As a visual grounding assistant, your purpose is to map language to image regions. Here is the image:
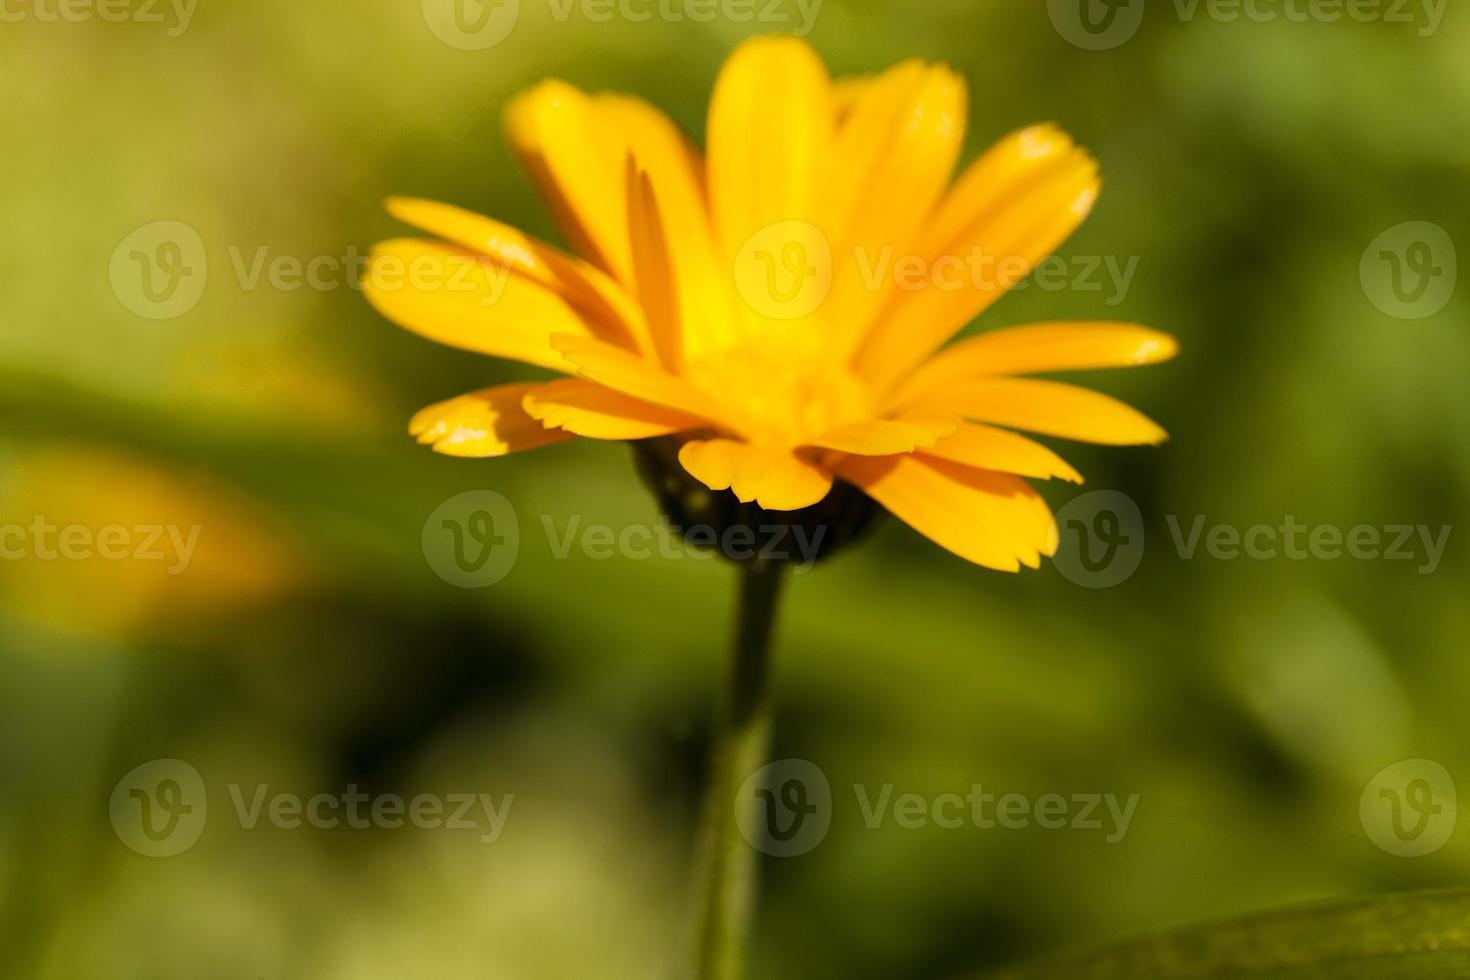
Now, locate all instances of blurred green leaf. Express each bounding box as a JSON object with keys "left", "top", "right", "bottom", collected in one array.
[{"left": 987, "top": 889, "right": 1470, "bottom": 979}]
